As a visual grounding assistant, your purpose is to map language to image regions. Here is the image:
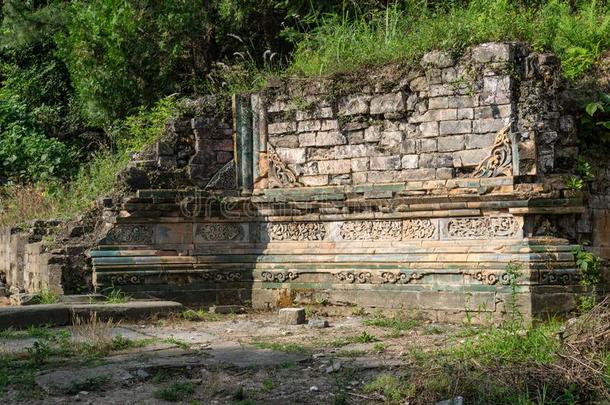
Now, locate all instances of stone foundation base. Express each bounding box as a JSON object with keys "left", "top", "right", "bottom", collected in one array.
[{"left": 91, "top": 216, "right": 584, "bottom": 322}]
